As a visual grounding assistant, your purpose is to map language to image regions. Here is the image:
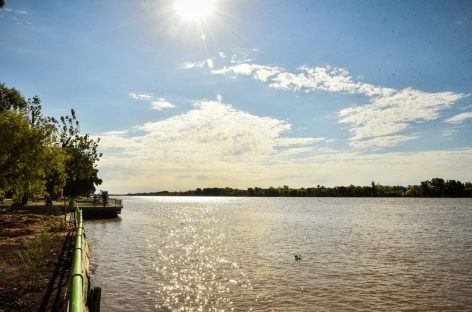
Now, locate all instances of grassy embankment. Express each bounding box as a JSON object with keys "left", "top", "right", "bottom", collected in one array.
[{"left": 0, "top": 201, "right": 74, "bottom": 311}]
